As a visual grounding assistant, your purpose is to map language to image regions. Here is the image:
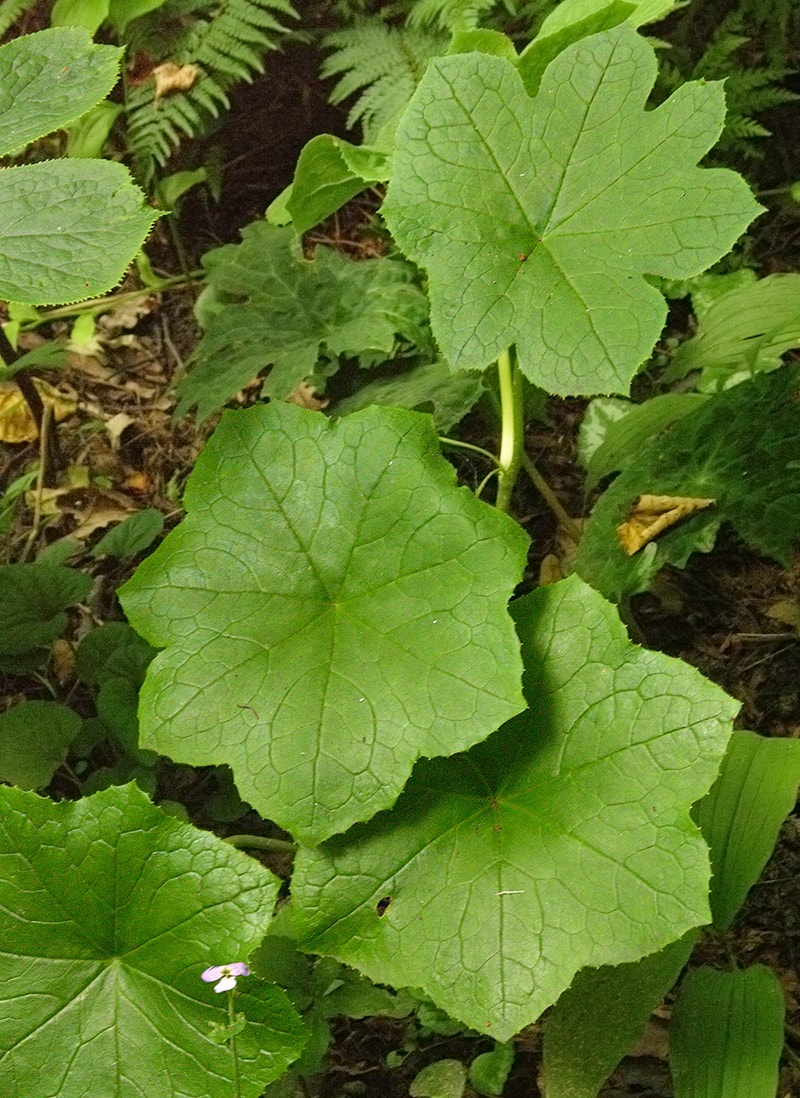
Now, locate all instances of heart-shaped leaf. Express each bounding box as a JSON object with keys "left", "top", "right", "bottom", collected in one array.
[{"left": 121, "top": 403, "right": 528, "bottom": 843}]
